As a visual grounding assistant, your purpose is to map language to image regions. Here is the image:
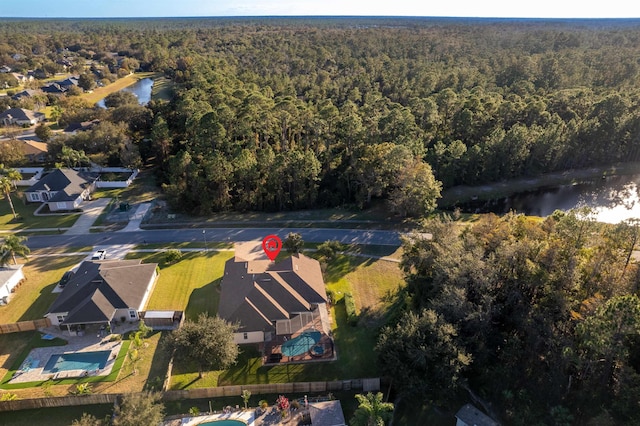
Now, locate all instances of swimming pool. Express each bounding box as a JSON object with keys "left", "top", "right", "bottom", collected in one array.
[
  {"left": 43, "top": 350, "right": 111, "bottom": 373},
  {"left": 197, "top": 420, "right": 246, "bottom": 426},
  {"left": 281, "top": 330, "right": 321, "bottom": 357}
]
